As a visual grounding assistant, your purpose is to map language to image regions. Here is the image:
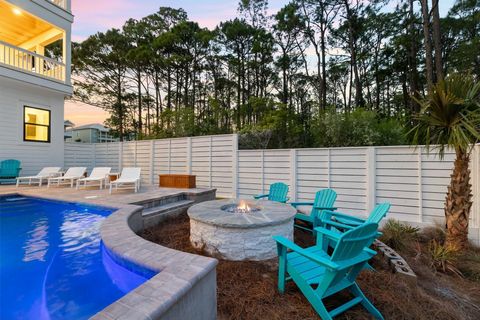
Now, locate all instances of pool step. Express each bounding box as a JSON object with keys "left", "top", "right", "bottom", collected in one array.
[{"left": 142, "top": 199, "right": 194, "bottom": 228}]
